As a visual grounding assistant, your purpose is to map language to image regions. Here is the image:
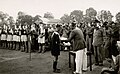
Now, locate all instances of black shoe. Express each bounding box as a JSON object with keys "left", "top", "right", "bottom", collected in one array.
[
  {"left": 21, "top": 50, "right": 25, "bottom": 52},
  {"left": 38, "top": 51, "right": 42, "bottom": 53},
  {"left": 82, "top": 69, "right": 87, "bottom": 72},
  {"left": 53, "top": 69, "right": 61, "bottom": 73},
  {"left": 73, "top": 71, "right": 80, "bottom": 74},
  {"left": 99, "top": 63, "right": 103, "bottom": 66}
]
